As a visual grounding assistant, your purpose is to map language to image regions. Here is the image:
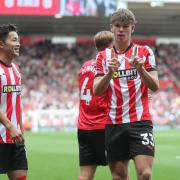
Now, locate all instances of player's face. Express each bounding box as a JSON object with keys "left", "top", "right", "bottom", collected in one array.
[
  {"left": 110, "top": 21, "right": 135, "bottom": 43},
  {"left": 2, "top": 31, "right": 20, "bottom": 58}
]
